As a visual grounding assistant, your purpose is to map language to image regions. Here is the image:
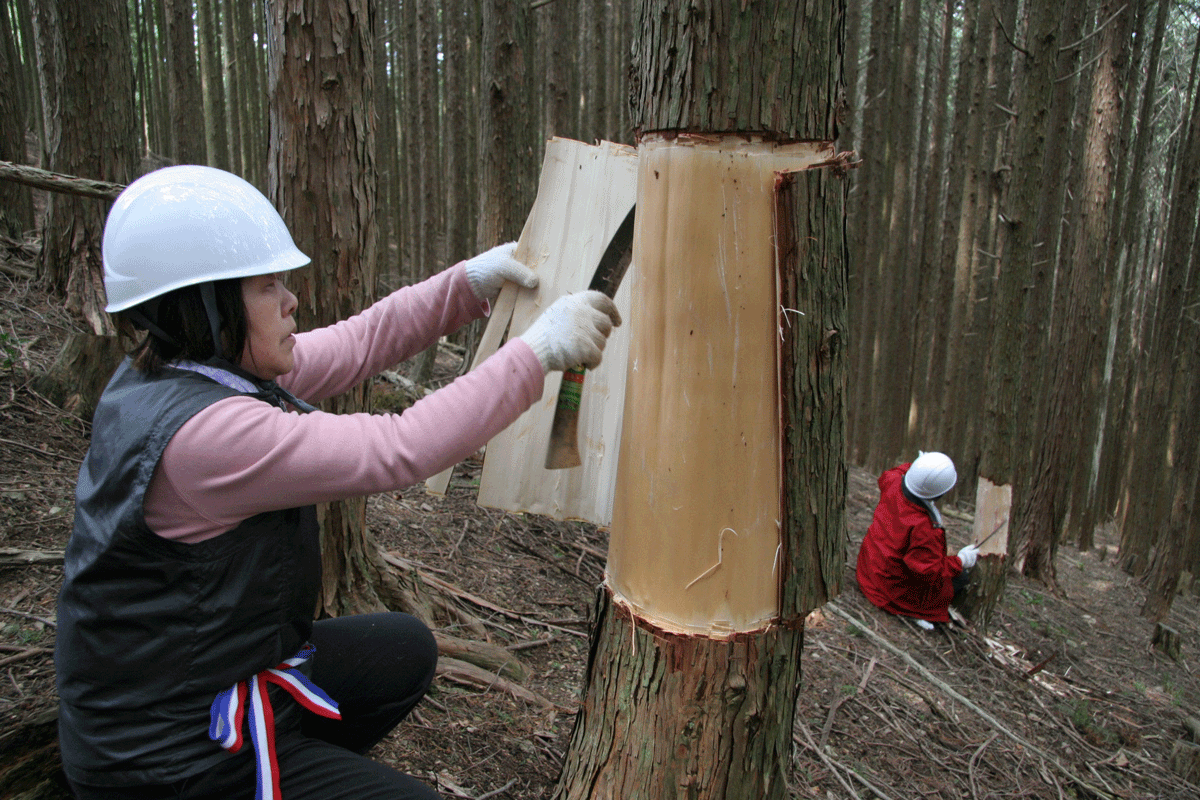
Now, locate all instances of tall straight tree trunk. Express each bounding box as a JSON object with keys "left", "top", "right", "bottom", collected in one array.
[
  {"left": 196, "top": 0, "right": 229, "bottom": 169},
  {"left": 960, "top": 0, "right": 1066, "bottom": 630},
  {"left": 555, "top": 3, "right": 846, "bottom": 797},
  {"left": 29, "top": 0, "right": 137, "bottom": 420},
  {"left": 477, "top": 0, "right": 532, "bottom": 248},
  {"left": 219, "top": 0, "right": 243, "bottom": 174},
  {"left": 374, "top": 1, "right": 397, "bottom": 284},
  {"left": 401, "top": 0, "right": 419, "bottom": 285},
  {"left": 866, "top": 0, "right": 921, "bottom": 467},
  {"left": 923, "top": 0, "right": 978, "bottom": 451},
  {"left": 846, "top": 0, "right": 894, "bottom": 467},
  {"left": 1017, "top": 0, "right": 1118, "bottom": 587},
  {"left": 541, "top": 0, "right": 576, "bottom": 140},
  {"left": 1099, "top": 0, "right": 1168, "bottom": 522},
  {"left": 164, "top": 0, "right": 205, "bottom": 164},
  {"left": 941, "top": 0, "right": 992, "bottom": 468},
  {"left": 0, "top": 0, "right": 32, "bottom": 237},
  {"left": 443, "top": 0, "right": 472, "bottom": 263},
  {"left": 907, "top": 0, "right": 954, "bottom": 449},
  {"left": 266, "top": 0, "right": 388, "bottom": 617},
  {"left": 1121, "top": 25, "right": 1200, "bottom": 610},
  {"left": 1069, "top": 0, "right": 1132, "bottom": 550},
  {"left": 30, "top": 0, "right": 137, "bottom": 315},
  {"left": 406, "top": 0, "right": 445, "bottom": 385}
]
